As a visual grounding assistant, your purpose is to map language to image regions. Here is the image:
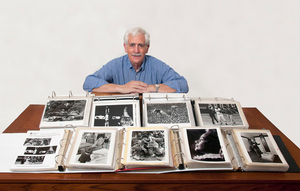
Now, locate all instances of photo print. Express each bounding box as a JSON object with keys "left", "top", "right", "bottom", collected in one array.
[
  {"left": 198, "top": 103, "right": 243, "bottom": 126},
  {"left": 23, "top": 138, "right": 52, "bottom": 146},
  {"left": 239, "top": 132, "right": 282, "bottom": 163},
  {"left": 186, "top": 128, "right": 225, "bottom": 161},
  {"left": 14, "top": 156, "right": 45, "bottom": 165},
  {"left": 93, "top": 104, "right": 134, "bottom": 127},
  {"left": 43, "top": 100, "right": 86, "bottom": 122},
  {"left": 130, "top": 130, "right": 166, "bottom": 161},
  {"left": 146, "top": 103, "right": 189, "bottom": 124},
  {"left": 24, "top": 146, "right": 57, "bottom": 155},
  {"left": 74, "top": 132, "right": 112, "bottom": 164}
]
